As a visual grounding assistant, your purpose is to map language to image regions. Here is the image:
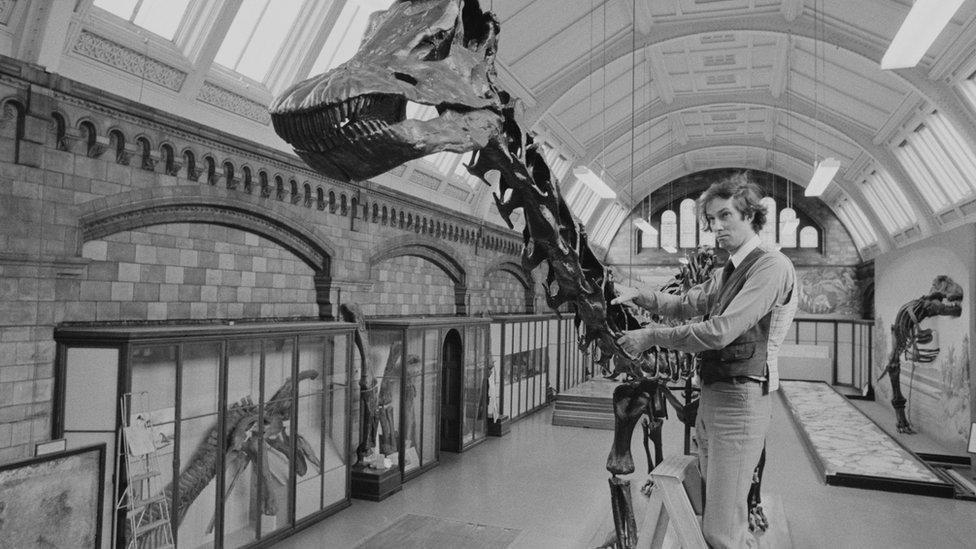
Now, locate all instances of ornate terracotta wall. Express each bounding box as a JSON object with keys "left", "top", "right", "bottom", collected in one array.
[{"left": 0, "top": 58, "right": 535, "bottom": 463}]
